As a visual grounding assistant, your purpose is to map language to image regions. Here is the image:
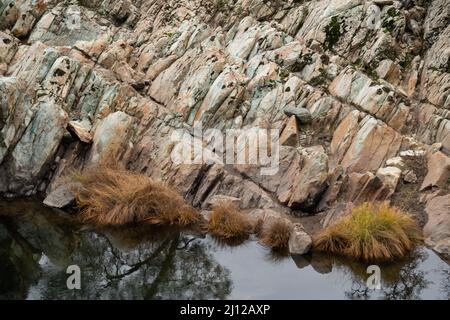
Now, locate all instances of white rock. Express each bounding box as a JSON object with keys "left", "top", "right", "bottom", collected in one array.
[
  {"left": 400, "top": 149, "right": 426, "bottom": 157},
  {"left": 376, "top": 166, "right": 402, "bottom": 189},
  {"left": 288, "top": 224, "right": 312, "bottom": 255},
  {"left": 386, "top": 156, "right": 404, "bottom": 168}
]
